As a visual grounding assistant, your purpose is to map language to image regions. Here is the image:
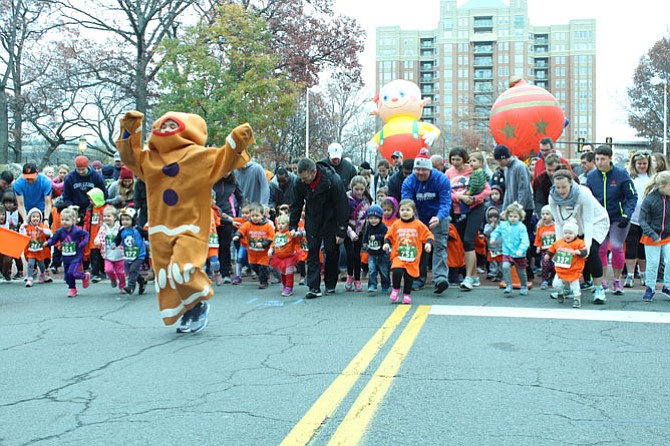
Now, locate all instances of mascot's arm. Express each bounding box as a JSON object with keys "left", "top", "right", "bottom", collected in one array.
[
  {"left": 420, "top": 122, "right": 441, "bottom": 146},
  {"left": 116, "top": 111, "right": 146, "bottom": 181},
  {"left": 369, "top": 130, "right": 381, "bottom": 147},
  {"left": 209, "top": 123, "right": 256, "bottom": 180}
]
